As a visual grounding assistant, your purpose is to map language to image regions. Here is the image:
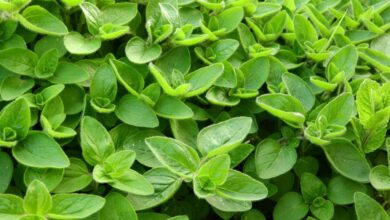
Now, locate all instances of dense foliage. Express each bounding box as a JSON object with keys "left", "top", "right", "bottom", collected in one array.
[{"left": 0, "top": 0, "right": 390, "bottom": 219}]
